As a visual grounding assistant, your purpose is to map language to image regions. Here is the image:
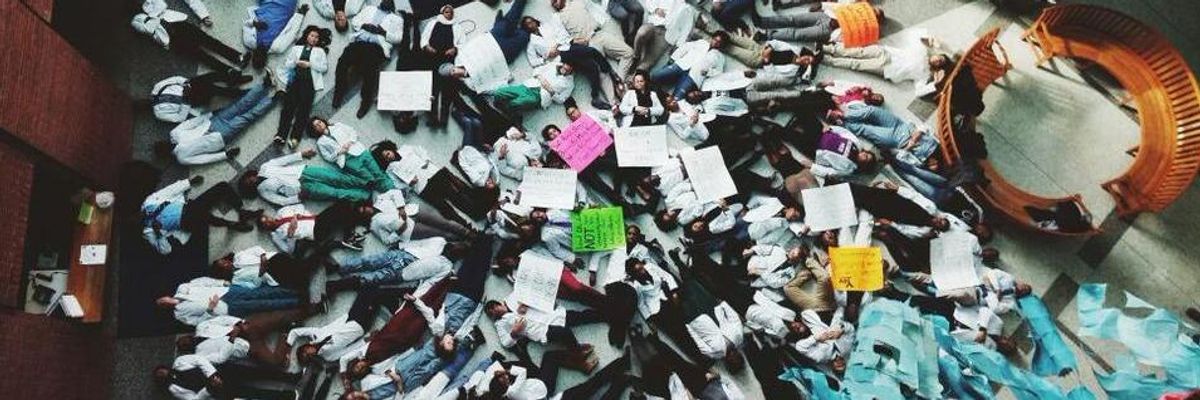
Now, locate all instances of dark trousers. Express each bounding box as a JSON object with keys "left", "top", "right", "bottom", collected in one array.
[
  {"left": 277, "top": 78, "right": 315, "bottom": 141},
  {"left": 448, "top": 237, "right": 494, "bottom": 302},
  {"left": 630, "top": 333, "right": 712, "bottom": 397},
  {"left": 544, "top": 354, "right": 632, "bottom": 397},
  {"left": 180, "top": 183, "right": 244, "bottom": 232},
  {"left": 744, "top": 336, "right": 805, "bottom": 400},
  {"left": 561, "top": 44, "right": 615, "bottom": 102},
  {"left": 489, "top": 0, "right": 530, "bottom": 63},
  {"left": 421, "top": 168, "right": 487, "bottom": 224},
  {"left": 186, "top": 71, "right": 249, "bottom": 105},
  {"left": 333, "top": 42, "right": 388, "bottom": 109},
  {"left": 165, "top": 21, "right": 243, "bottom": 71},
  {"left": 214, "top": 363, "right": 299, "bottom": 400},
  {"left": 849, "top": 184, "right": 936, "bottom": 227}
]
